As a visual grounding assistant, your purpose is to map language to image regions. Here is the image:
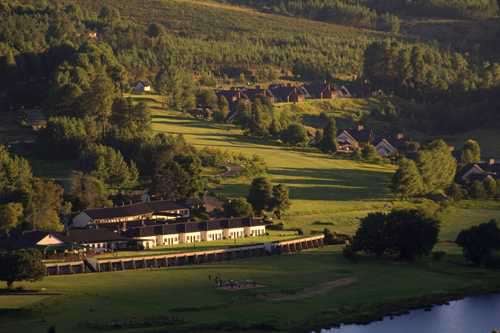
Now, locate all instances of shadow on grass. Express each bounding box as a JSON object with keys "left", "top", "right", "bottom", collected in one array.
[{"left": 222, "top": 167, "right": 392, "bottom": 201}]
